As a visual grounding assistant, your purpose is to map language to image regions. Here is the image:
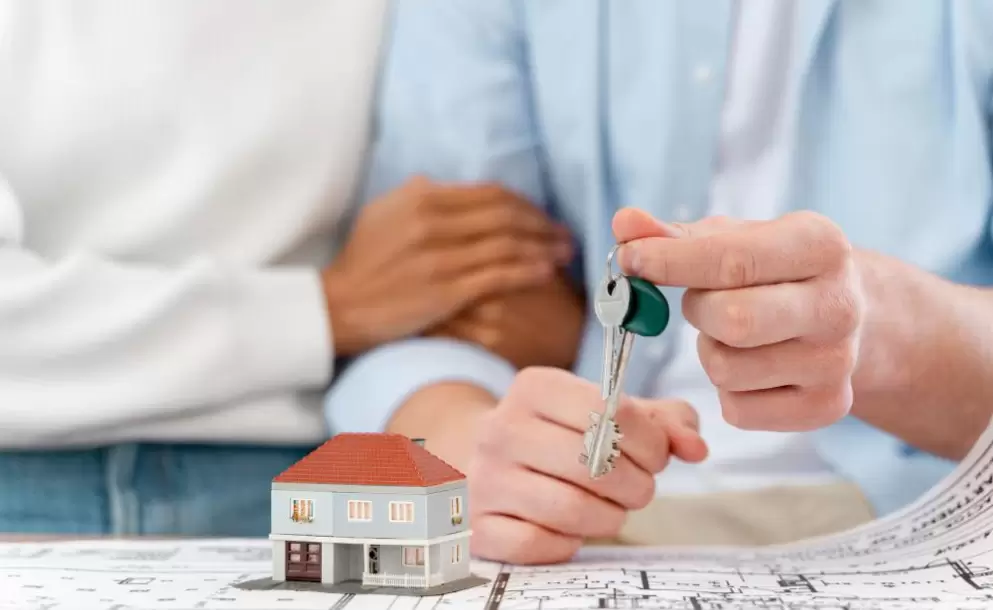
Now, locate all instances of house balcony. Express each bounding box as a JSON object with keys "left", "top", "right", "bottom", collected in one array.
[{"left": 362, "top": 572, "right": 442, "bottom": 588}]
